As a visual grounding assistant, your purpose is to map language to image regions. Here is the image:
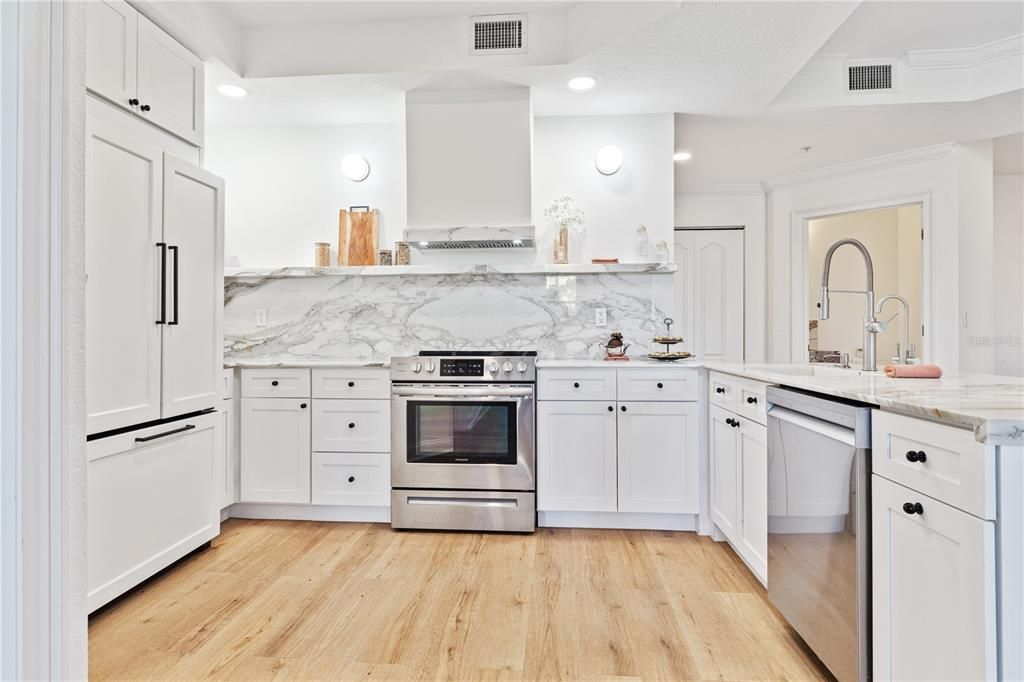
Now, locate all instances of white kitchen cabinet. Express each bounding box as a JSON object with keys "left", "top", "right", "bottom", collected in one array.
[
  {"left": 537, "top": 400, "right": 618, "bottom": 512},
  {"left": 872, "top": 474, "right": 997, "bottom": 682},
  {"left": 710, "top": 405, "right": 741, "bottom": 540},
  {"left": 617, "top": 401, "right": 699, "bottom": 514},
  {"left": 737, "top": 420, "right": 768, "bottom": 576},
  {"left": 674, "top": 229, "right": 744, "bottom": 362},
  {"left": 86, "top": 0, "right": 204, "bottom": 145},
  {"left": 220, "top": 399, "right": 239, "bottom": 509},
  {"left": 161, "top": 156, "right": 224, "bottom": 418},
  {"left": 312, "top": 399, "right": 390, "bottom": 453},
  {"left": 312, "top": 452, "right": 390, "bottom": 506},
  {"left": 85, "top": 116, "right": 164, "bottom": 434},
  {"left": 240, "top": 398, "right": 311, "bottom": 504}
]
